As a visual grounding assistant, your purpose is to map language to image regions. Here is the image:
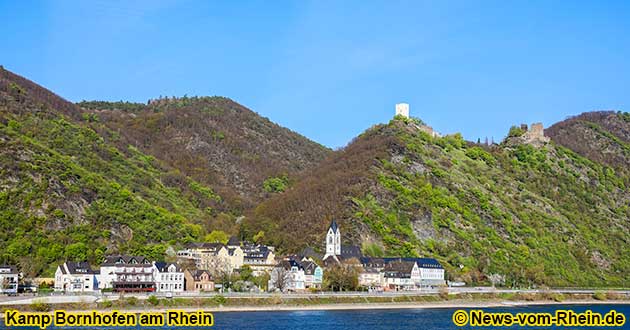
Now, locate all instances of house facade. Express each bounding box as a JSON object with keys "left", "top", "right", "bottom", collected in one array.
[
  {"left": 184, "top": 269, "right": 215, "bottom": 292},
  {"left": 358, "top": 267, "right": 383, "bottom": 289},
  {"left": 54, "top": 262, "right": 98, "bottom": 293},
  {"left": 0, "top": 265, "right": 18, "bottom": 295},
  {"left": 177, "top": 243, "right": 244, "bottom": 271},
  {"left": 383, "top": 261, "right": 419, "bottom": 291},
  {"left": 268, "top": 259, "right": 306, "bottom": 292},
  {"left": 301, "top": 260, "right": 323, "bottom": 289},
  {"left": 153, "top": 262, "right": 184, "bottom": 293},
  {"left": 99, "top": 255, "right": 155, "bottom": 292}
]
